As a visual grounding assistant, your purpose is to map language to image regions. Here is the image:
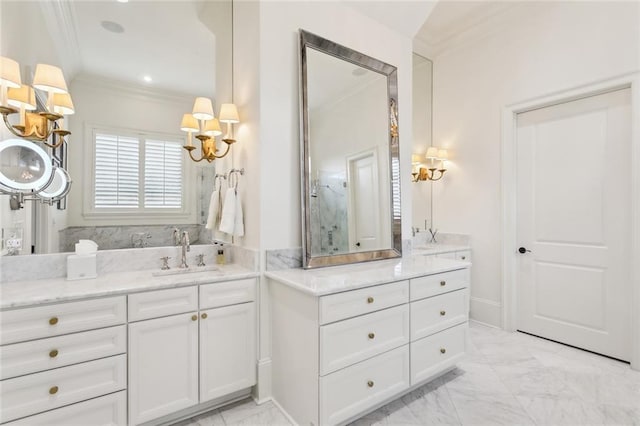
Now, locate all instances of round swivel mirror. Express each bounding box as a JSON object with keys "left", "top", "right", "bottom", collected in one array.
[
  {"left": 0, "top": 139, "right": 53, "bottom": 192},
  {"left": 37, "top": 167, "right": 71, "bottom": 201}
]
